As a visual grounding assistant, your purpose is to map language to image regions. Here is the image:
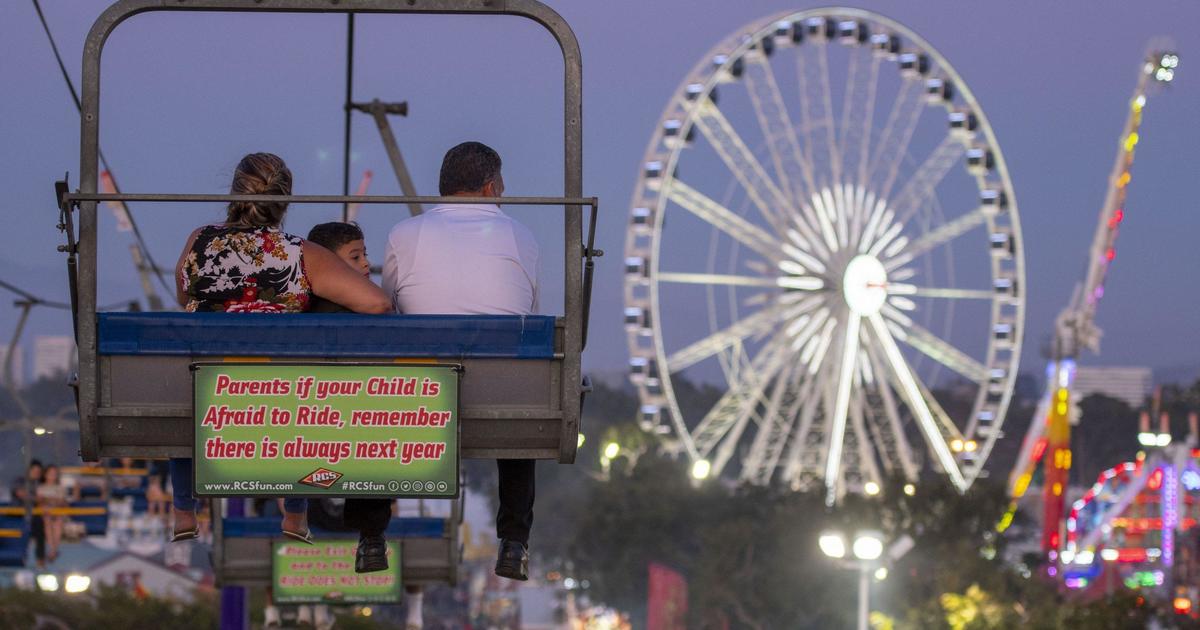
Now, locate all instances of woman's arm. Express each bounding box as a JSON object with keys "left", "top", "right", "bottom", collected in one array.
[
  {"left": 303, "top": 242, "right": 392, "bottom": 314},
  {"left": 175, "top": 228, "right": 203, "bottom": 307}
]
